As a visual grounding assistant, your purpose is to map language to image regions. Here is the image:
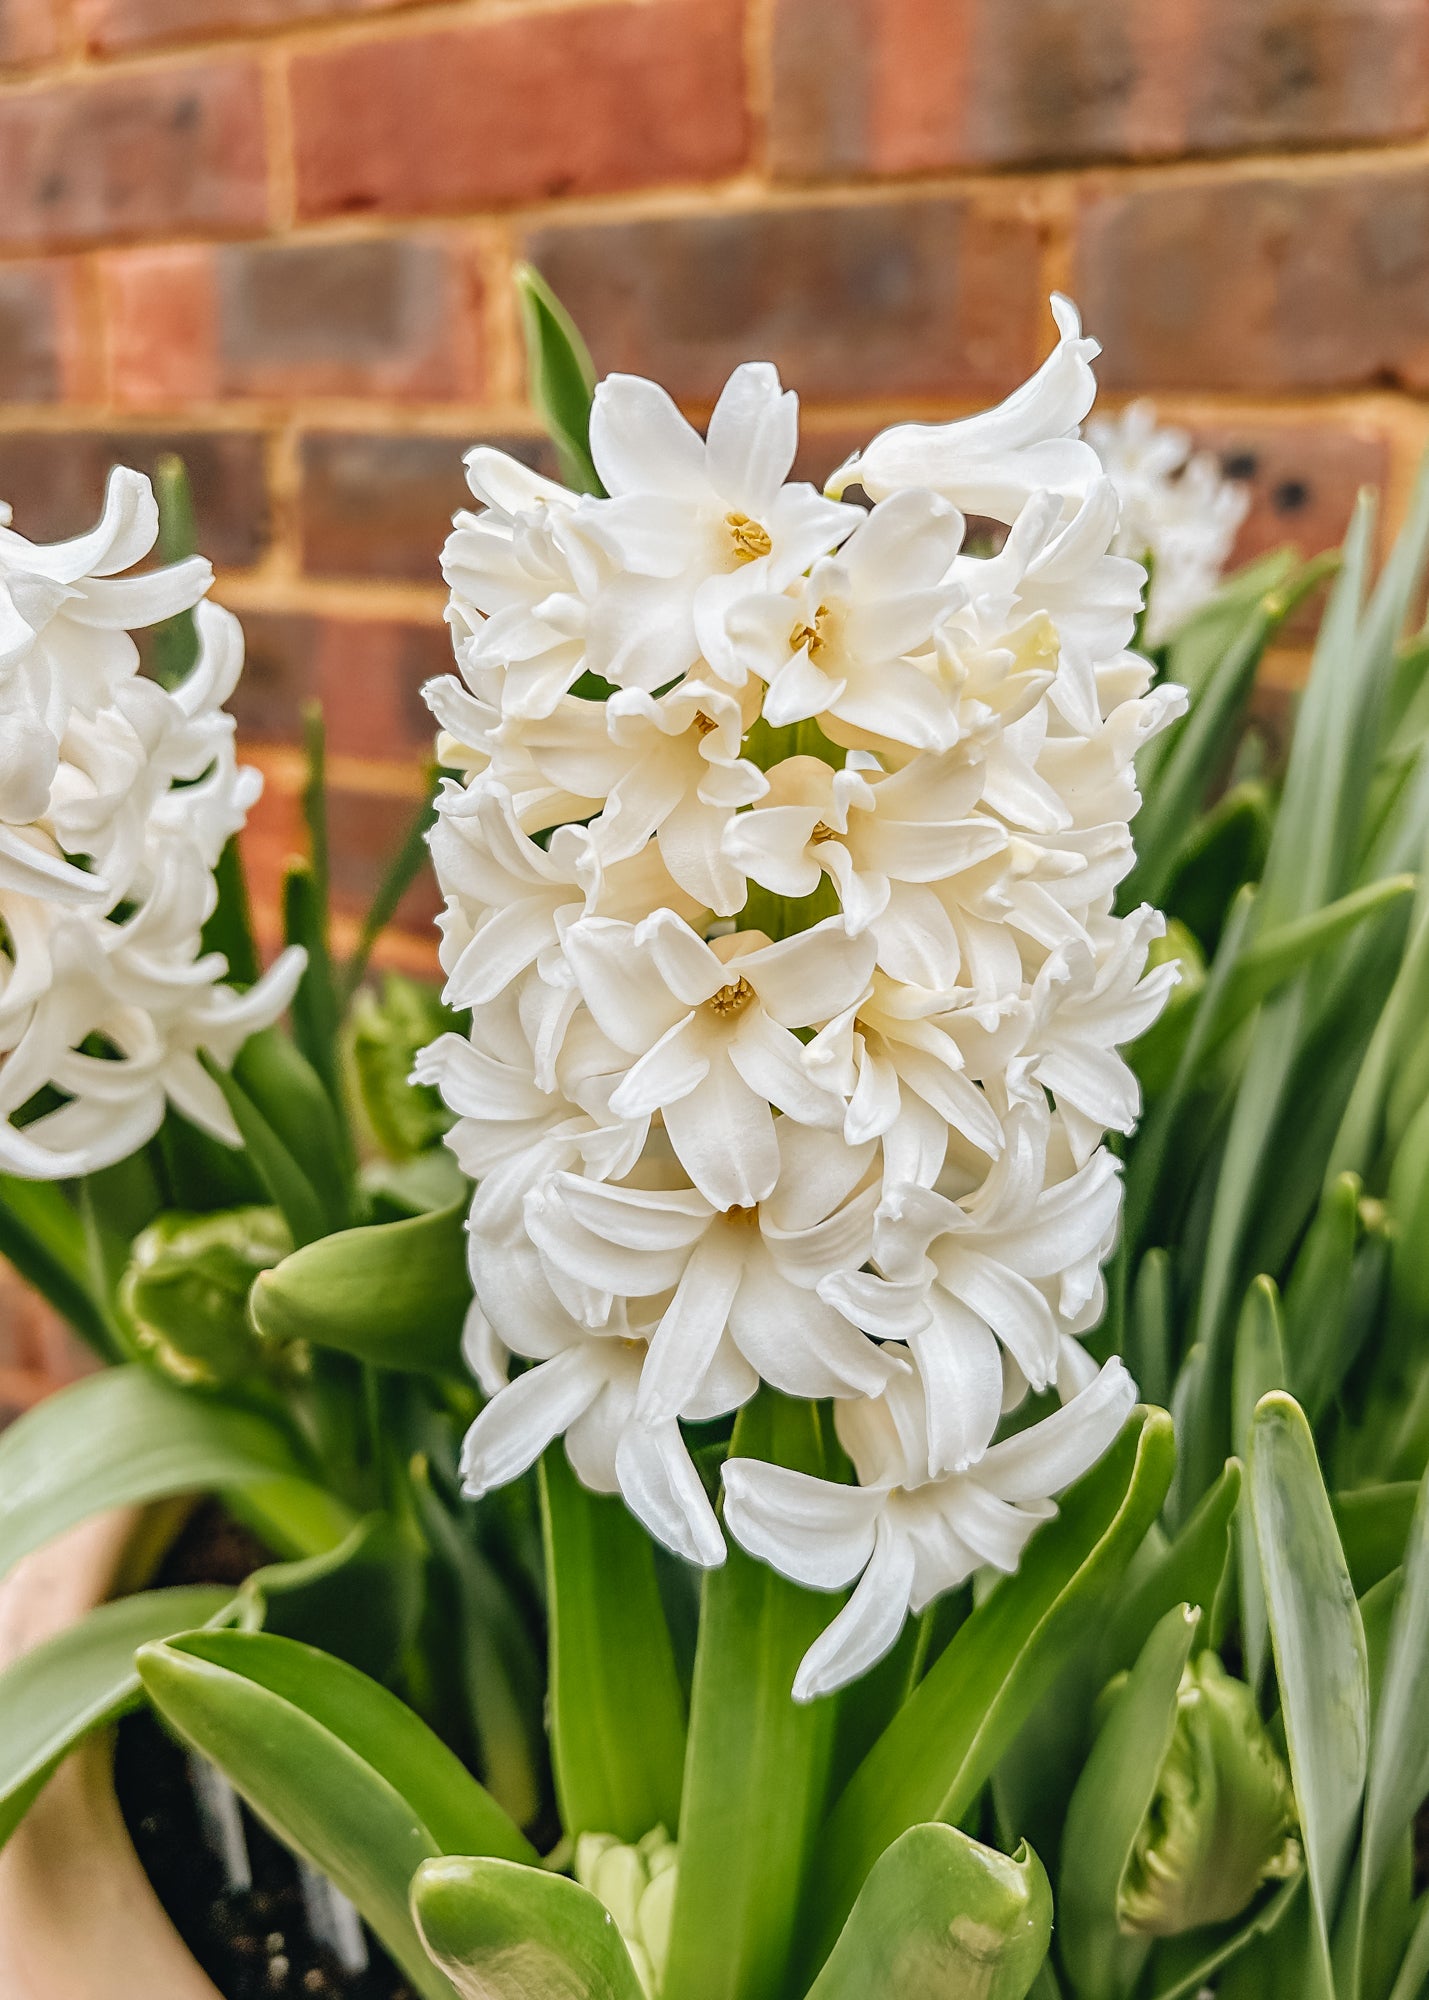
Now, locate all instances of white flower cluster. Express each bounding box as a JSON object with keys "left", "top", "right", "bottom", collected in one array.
[
  {"left": 0, "top": 470, "right": 302, "bottom": 1179},
  {"left": 419, "top": 297, "right": 1184, "bottom": 1699},
  {"left": 1088, "top": 402, "right": 1249, "bottom": 645}
]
